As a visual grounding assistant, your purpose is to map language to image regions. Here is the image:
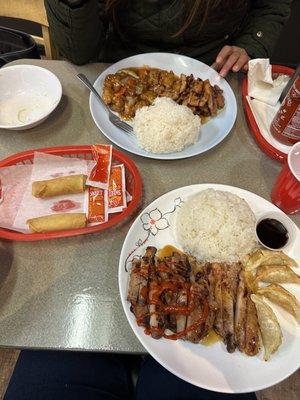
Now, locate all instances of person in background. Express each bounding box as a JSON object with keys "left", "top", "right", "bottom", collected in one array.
[
  {"left": 5, "top": 351, "right": 257, "bottom": 400},
  {"left": 45, "top": 0, "right": 292, "bottom": 77}
]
